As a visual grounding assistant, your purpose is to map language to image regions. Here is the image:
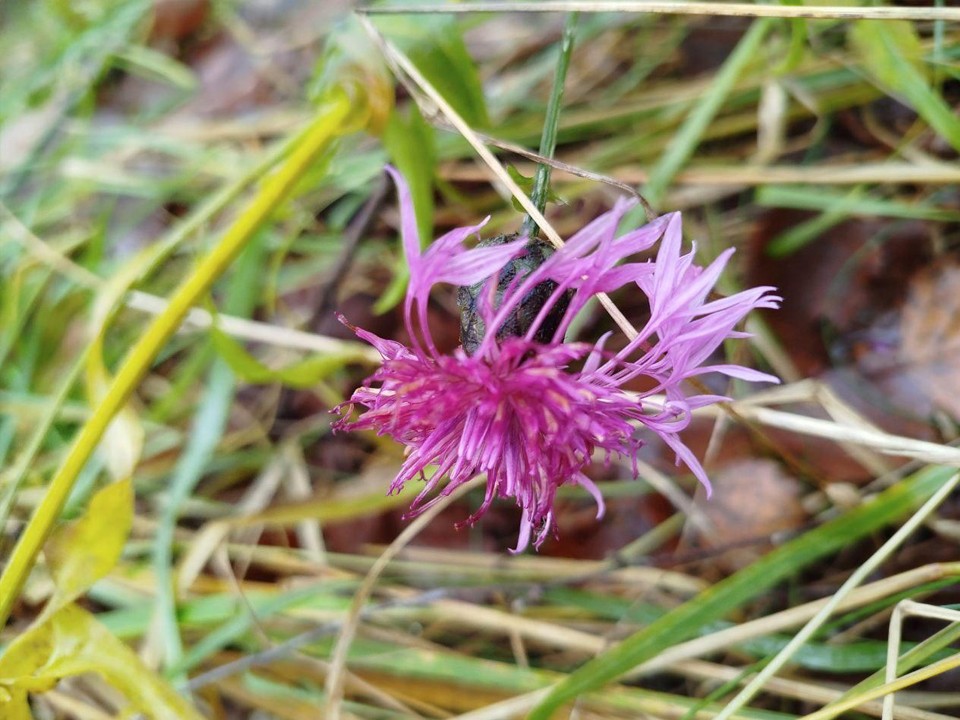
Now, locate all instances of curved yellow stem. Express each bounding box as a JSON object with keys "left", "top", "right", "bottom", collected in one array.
[{"left": 0, "top": 89, "right": 361, "bottom": 627}]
